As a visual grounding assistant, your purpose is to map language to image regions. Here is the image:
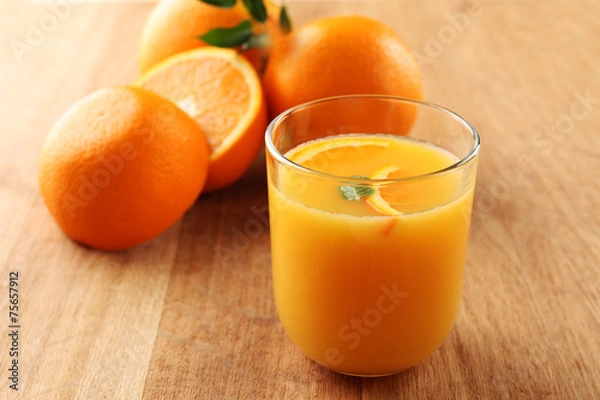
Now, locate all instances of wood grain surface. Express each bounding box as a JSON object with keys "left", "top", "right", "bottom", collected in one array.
[{"left": 1, "top": 0, "right": 599, "bottom": 398}]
